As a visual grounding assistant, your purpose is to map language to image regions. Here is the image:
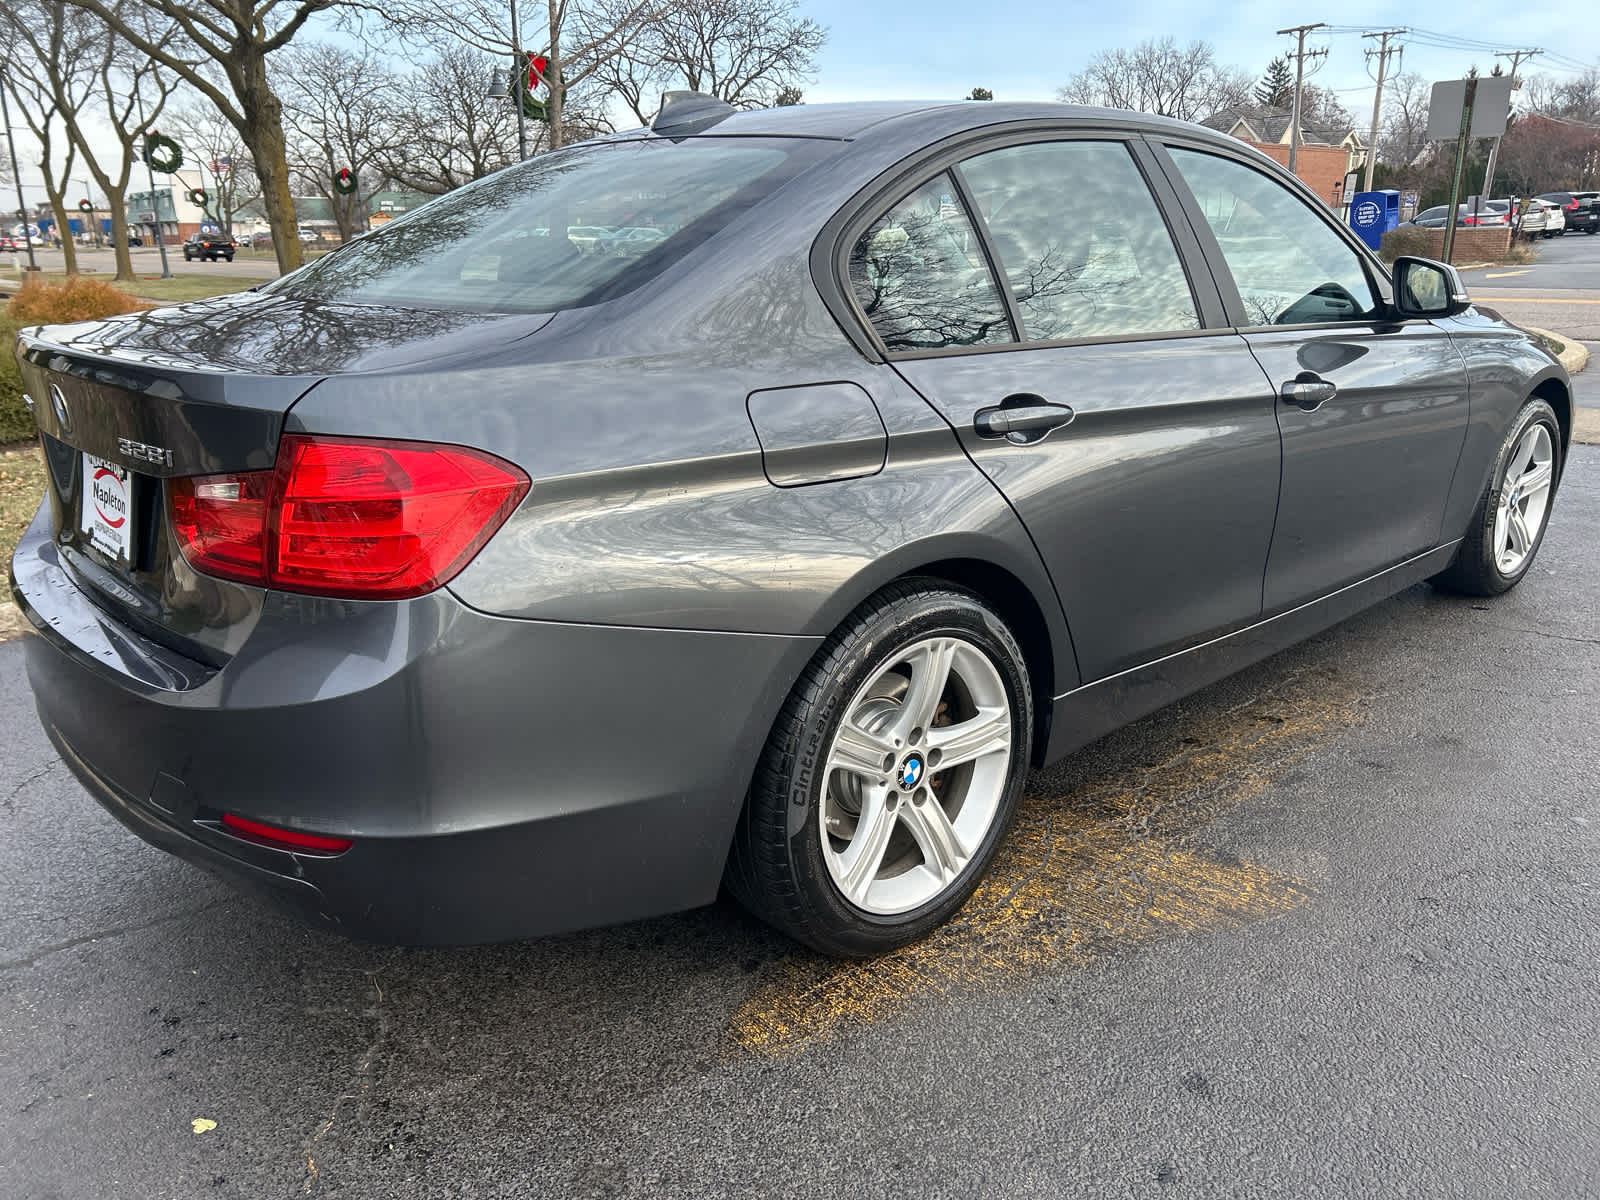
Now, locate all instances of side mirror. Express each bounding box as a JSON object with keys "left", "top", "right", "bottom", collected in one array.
[{"left": 1392, "top": 256, "right": 1471, "bottom": 319}]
